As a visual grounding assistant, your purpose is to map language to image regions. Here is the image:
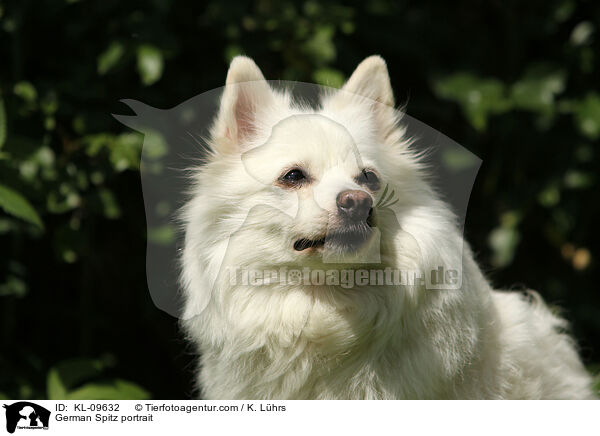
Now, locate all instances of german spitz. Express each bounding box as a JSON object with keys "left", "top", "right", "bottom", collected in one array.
[{"left": 180, "top": 55, "right": 594, "bottom": 399}]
